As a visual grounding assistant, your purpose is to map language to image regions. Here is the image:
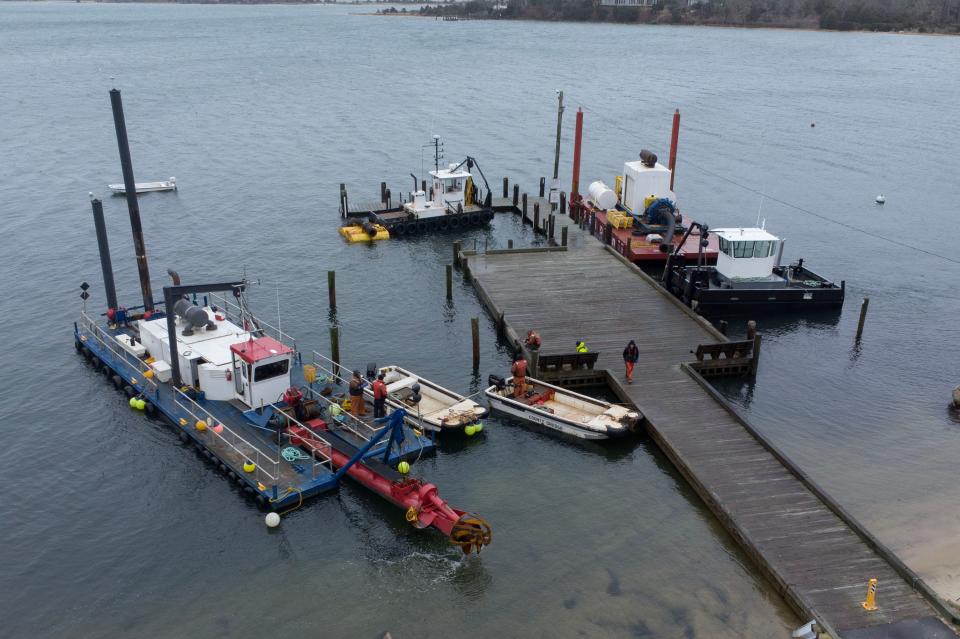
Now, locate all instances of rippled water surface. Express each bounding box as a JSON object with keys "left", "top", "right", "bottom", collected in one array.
[{"left": 1, "top": 3, "right": 959, "bottom": 637}]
